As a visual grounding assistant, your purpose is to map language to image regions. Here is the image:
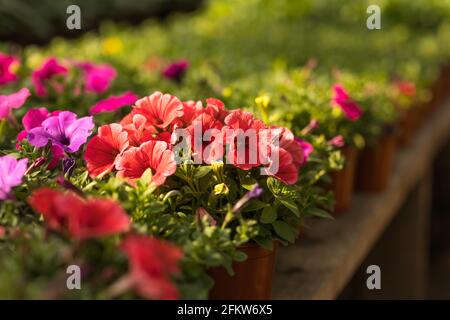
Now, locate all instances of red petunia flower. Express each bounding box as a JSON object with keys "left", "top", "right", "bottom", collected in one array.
[
  {"left": 28, "top": 188, "right": 130, "bottom": 240},
  {"left": 84, "top": 124, "right": 129, "bottom": 177},
  {"left": 116, "top": 140, "right": 176, "bottom": 186},
  {"left": 131, "top": 92, "right": 184, "bottom": 130},
  {"left": 187, "top": 112, "right": 224, "bottom": 164},
  {"left": 121, "top": 234, "right": 183, "bottom": 300},
  {"left": 223, "top": 109, "right": 267, "bottom": 170},
  {"left": 275, "top": 126, "right": 304, "bottom": 169},
  {"left": 68, "top": 197, "right": 131, "bottom": 240},
  {"left": 264, "top": 147, "right": 299, "bottom": 185},
  {"left": 204, "top": 98, "right": 230, "bottom": 123},
  {"left": 28, "top": 188, "right": 68, "bottom": 231},
  {"left": 176, "top": 100, "right": 203, "bottom": 127},
  {"left": 121, "top": 114, "right": 158, "bottom": 147},
  {"left": 394, "top": 80, "right": 416, "bottom": 97}
]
